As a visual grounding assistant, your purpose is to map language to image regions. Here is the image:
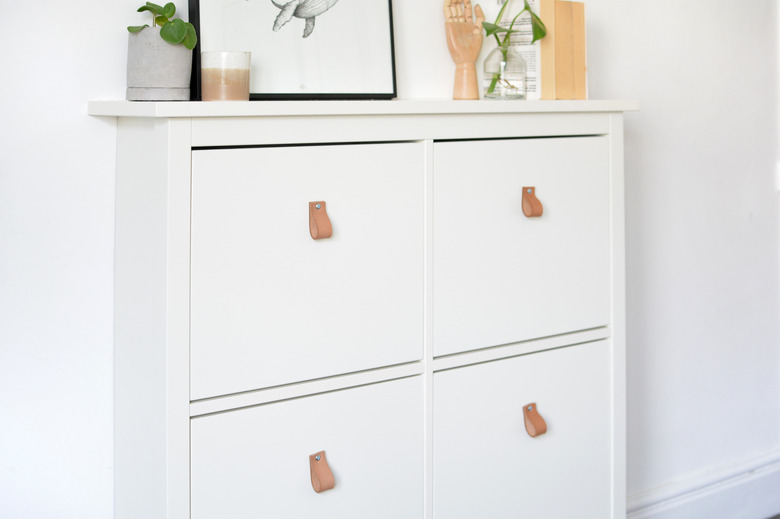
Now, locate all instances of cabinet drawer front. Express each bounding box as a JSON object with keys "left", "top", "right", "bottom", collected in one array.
[
  {"left": 191, "top": 143, "right": 424, "bottom": 399},
  {"left": 191, "top": 376, "right": 424, "bottom": 519},
  {"left": 433, "top": 341, "right": 612, "bottom": 519},
  {"left": 433, "top": 136, "right": 611, "bottom": 356}
]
